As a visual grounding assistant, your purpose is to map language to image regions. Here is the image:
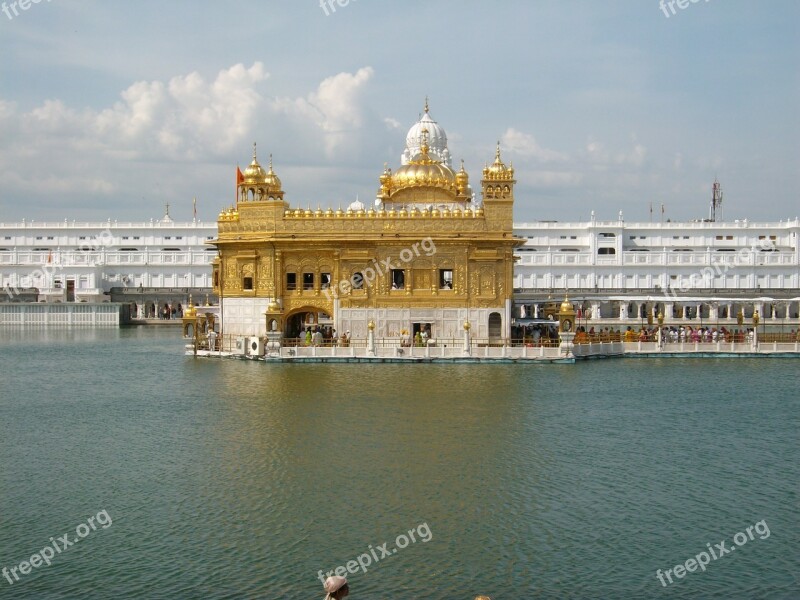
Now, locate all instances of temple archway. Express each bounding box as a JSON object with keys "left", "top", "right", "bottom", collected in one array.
[{"left": 284, "top": 307, "right": 333, "bottom": 340}]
